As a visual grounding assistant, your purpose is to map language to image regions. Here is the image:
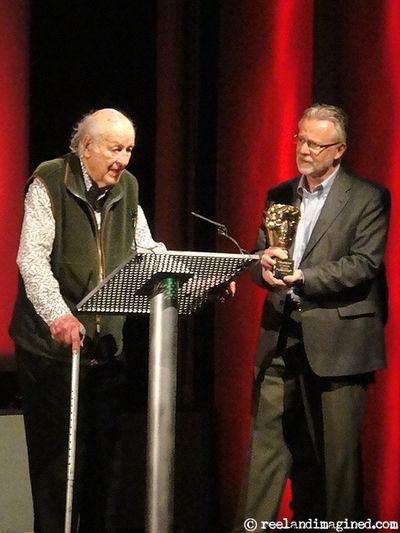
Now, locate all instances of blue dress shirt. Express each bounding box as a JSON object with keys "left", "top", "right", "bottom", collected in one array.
[{"left": 292, "top": 166, "right": 340, "bottom": 270}]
